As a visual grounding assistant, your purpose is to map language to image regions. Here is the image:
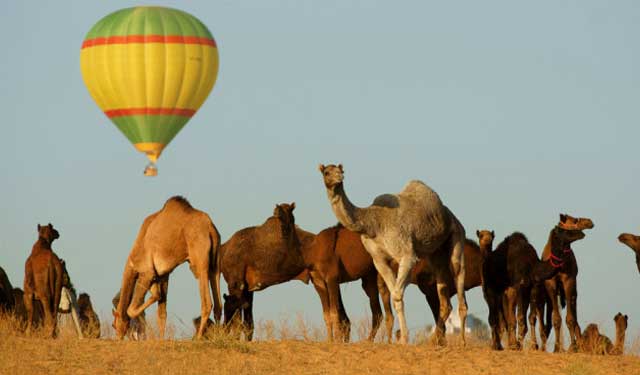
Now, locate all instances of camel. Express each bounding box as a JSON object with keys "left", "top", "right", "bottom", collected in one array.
[
  {"left": 193, "top": 316, "right": 216, "bottom": 339},
  {"left": 220, "top": 203, "right": 310, "bottom": 340},
  {"left": 483, "top": 225, "right": 586, "bottom": 350},
  {"left": 305, "top": 223, "right": 392, "bottom": 342},
  {"left": 113, "top": 196, "right": 222, "bottom": 340},
  {"left": 0, "top": 266, "right": 14, "bottom": 313},
  {"left": 541, "top": 214, "right": 594, "bottom": 352},
  {"left": 618, "top": 233, "right": 640, "bottom": 274},
  {"left": 77, "top": 293, "right": 100, "bottom": 338},
  {"left": 319, "top": 163, "right": 467, "bottom": 344},
  {"left": 23, "top": 223, "right": 65, "bottom": 337},
  {"left": 112, "top": 290, "right": 147, "bottom": 340},
  {"left": 578, "top": 313, "right": 627, "bottom": 355}
]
